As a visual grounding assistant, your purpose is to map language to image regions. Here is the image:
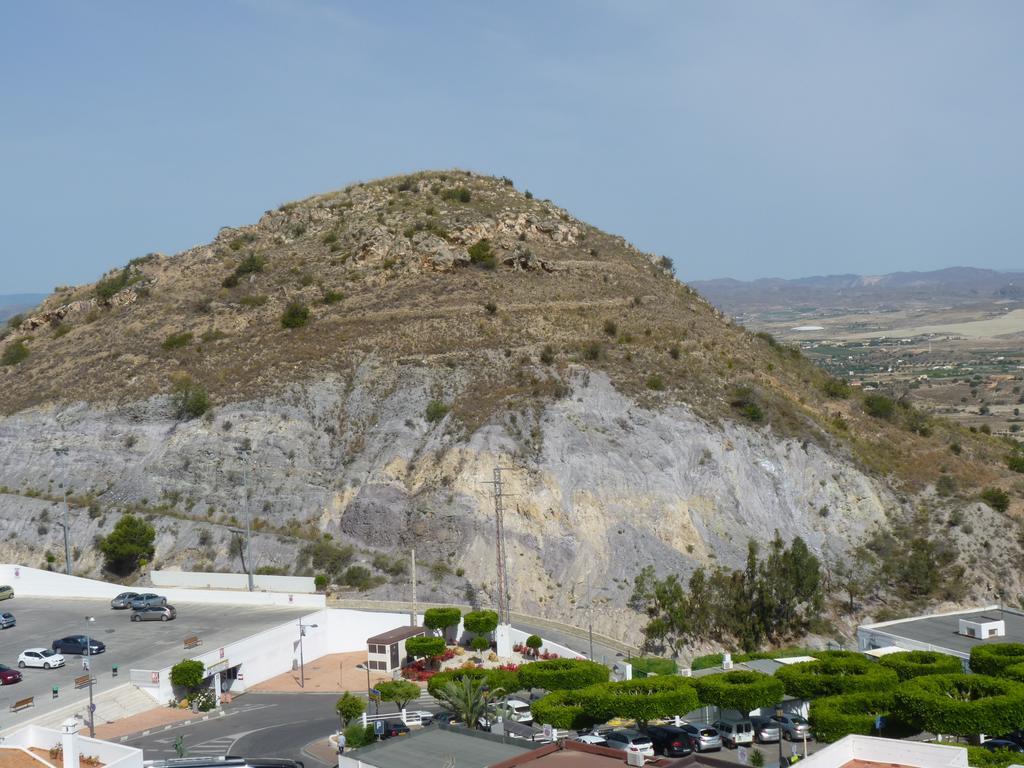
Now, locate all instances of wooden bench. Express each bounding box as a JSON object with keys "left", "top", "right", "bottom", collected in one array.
[
  {"left": 183, "top": 635, "right": 202, "bottom": 650},
  {"left": 10, "top": 696, "right": 34, "bottom": 712},
  {"left": 74, "top": 674, "right": 94, "bottom": 689}
]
